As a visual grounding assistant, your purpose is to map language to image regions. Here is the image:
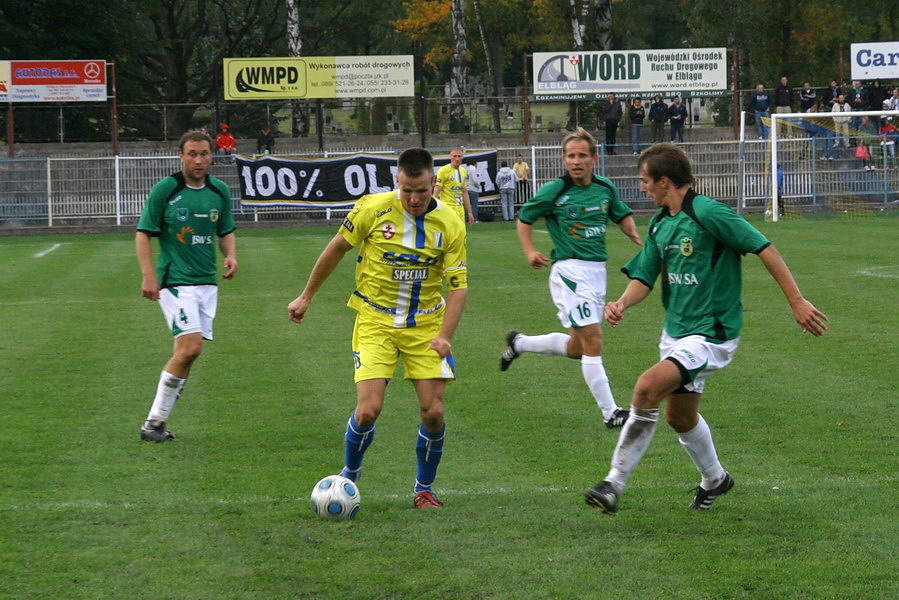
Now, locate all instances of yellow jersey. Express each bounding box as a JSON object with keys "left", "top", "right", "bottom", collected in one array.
[
  {"left": 435, "top": 163, "right": 468, "bottom": 221},
  {"left": 340, "top": 190, "right": 468, "bottom": 328}
]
